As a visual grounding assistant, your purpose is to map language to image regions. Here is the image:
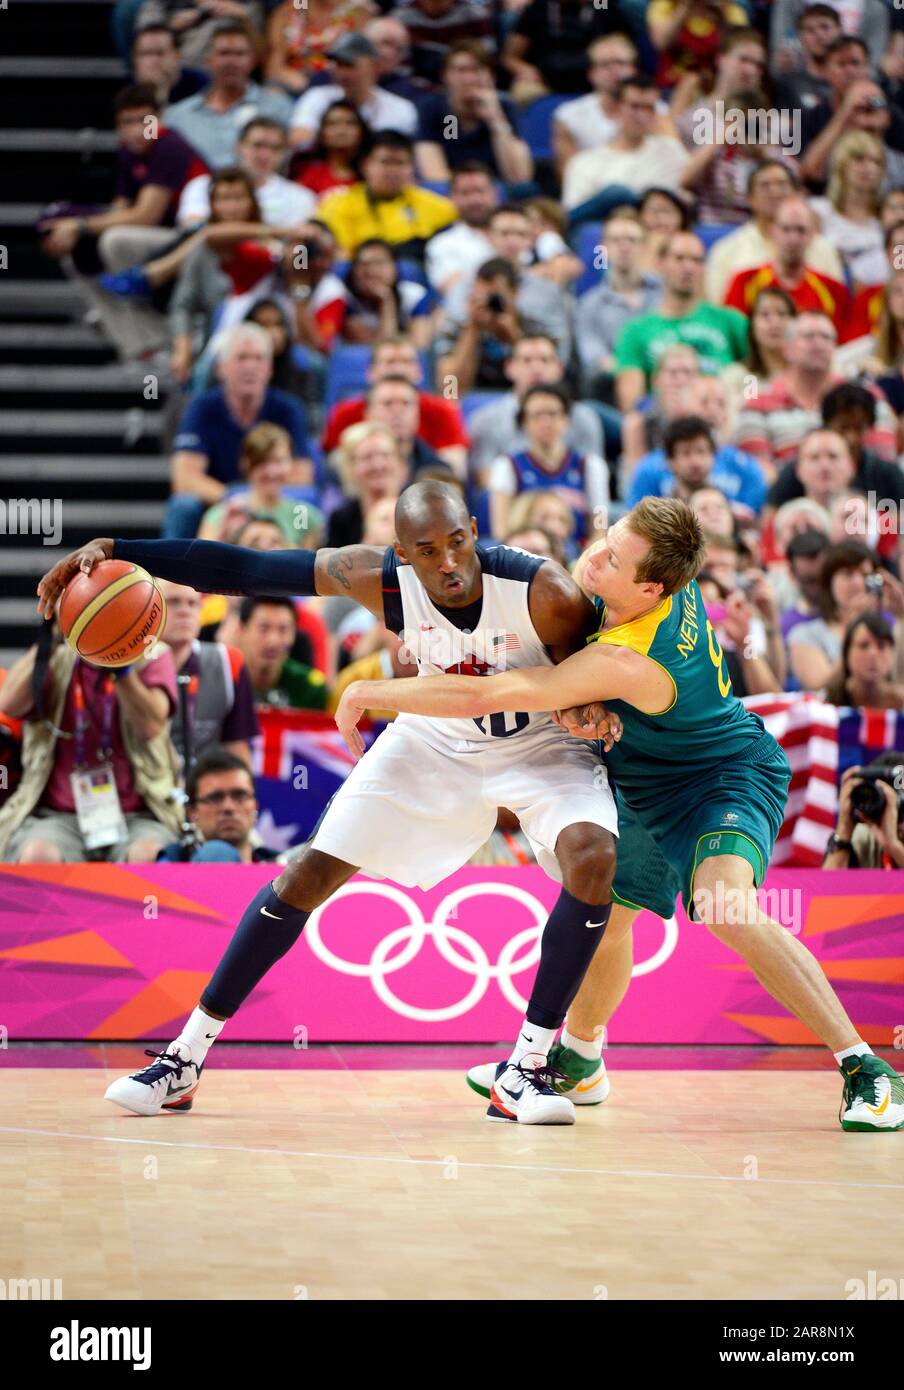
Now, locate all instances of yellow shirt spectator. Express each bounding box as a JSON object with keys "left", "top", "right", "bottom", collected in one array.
[
  {"left": 328, "top": 649, "right": 398, "bottom": 722},
  {"left": 317, "top": 181, "right": 457, "bottom": 255}
]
